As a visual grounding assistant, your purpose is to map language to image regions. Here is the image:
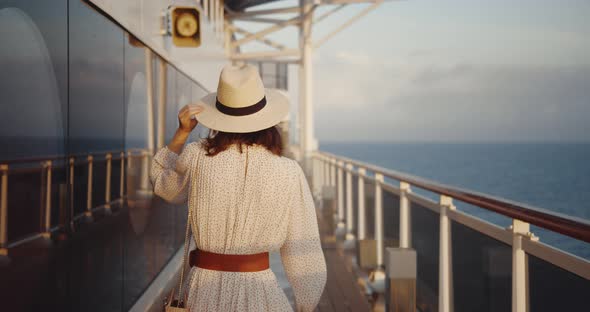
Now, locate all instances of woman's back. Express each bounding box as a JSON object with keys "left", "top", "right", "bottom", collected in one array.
[
  {"left": 150, "top": 140, "right": 327, "bottom": 311},
  {"left": 191, "top": 141, "right": 296, "bottom": 254}
]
